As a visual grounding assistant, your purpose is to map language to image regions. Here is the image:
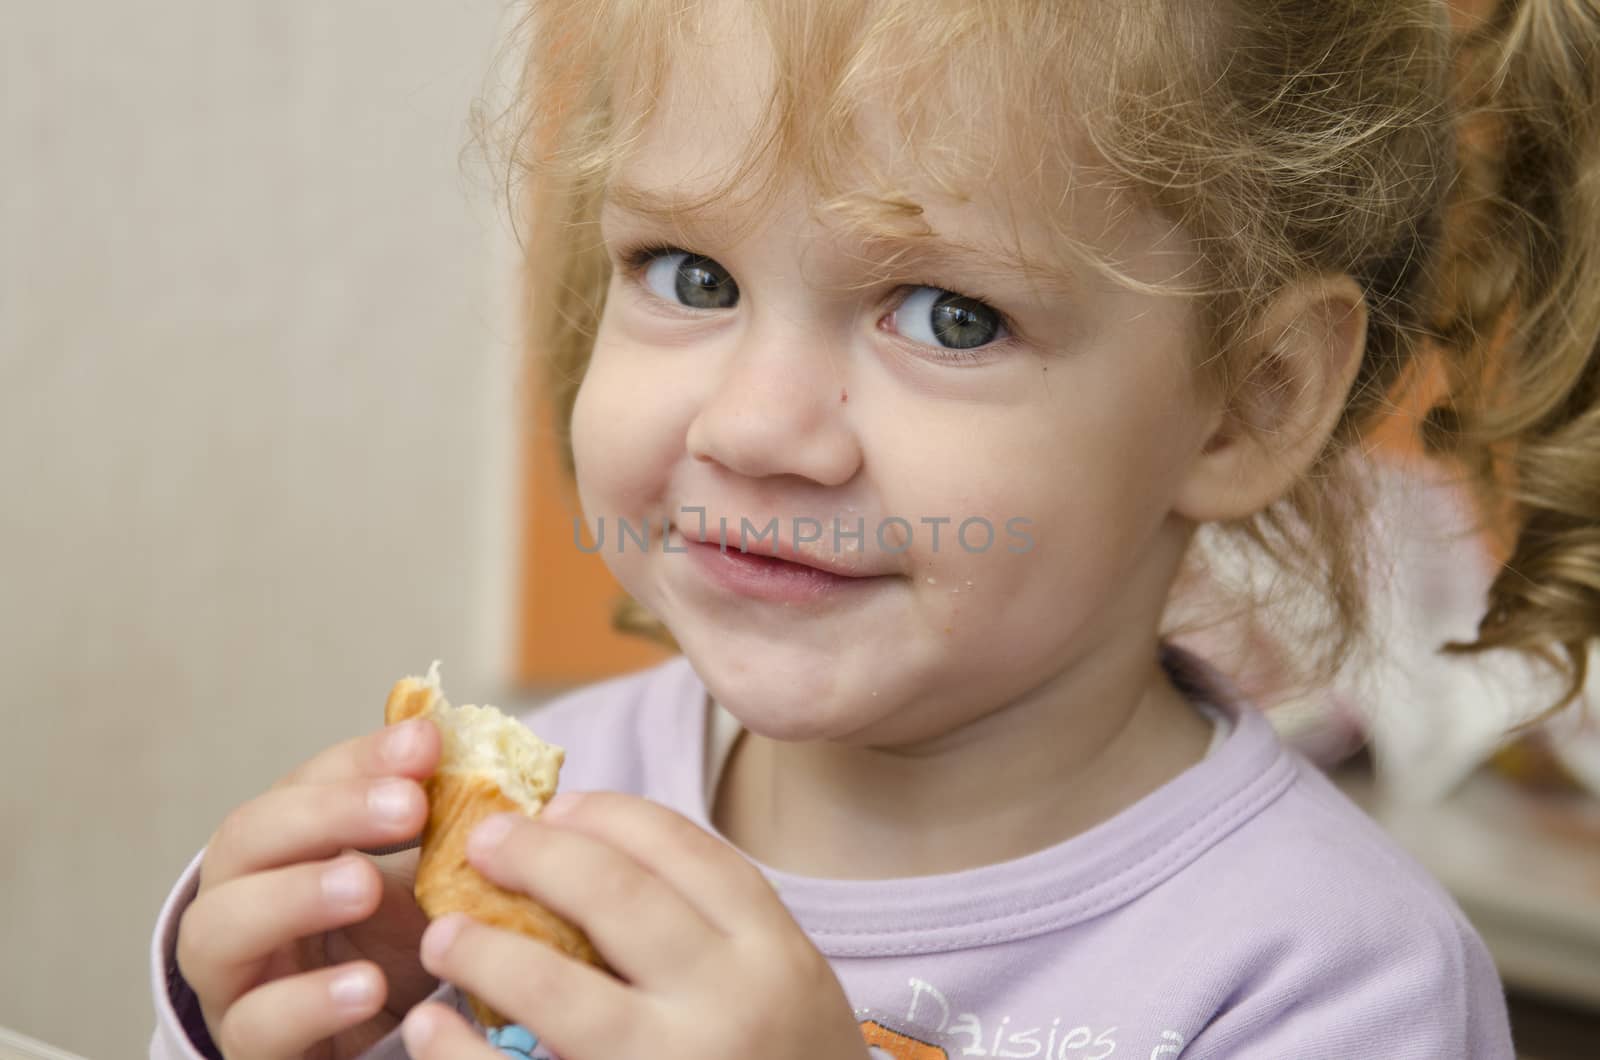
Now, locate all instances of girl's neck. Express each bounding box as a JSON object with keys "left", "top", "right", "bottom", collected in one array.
[{"left": 708, "top": 651, "right": 1218, "bottom": 881}]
